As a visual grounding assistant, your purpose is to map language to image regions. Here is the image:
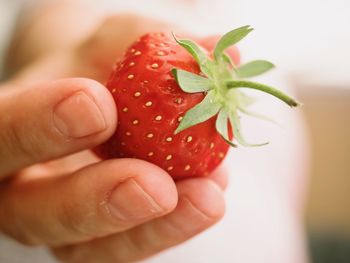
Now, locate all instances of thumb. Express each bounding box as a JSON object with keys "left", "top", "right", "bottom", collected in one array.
[{"left": 0, "top": 78, "right": 117, "bottom": 177}]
